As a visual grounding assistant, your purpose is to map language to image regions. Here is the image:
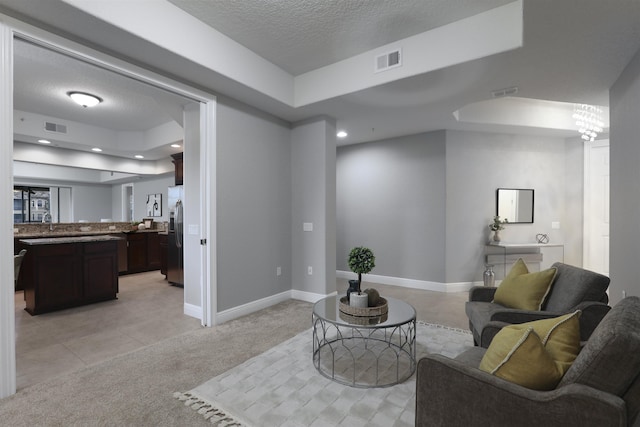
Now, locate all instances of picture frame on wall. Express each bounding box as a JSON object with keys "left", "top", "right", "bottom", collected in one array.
[{"left": 146, "top": 193, "right": 162, "bottom": 217}]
